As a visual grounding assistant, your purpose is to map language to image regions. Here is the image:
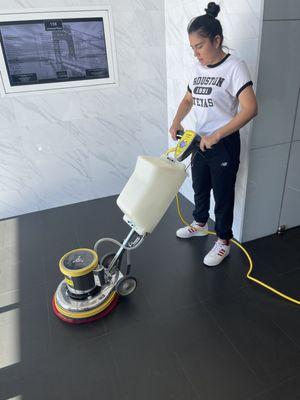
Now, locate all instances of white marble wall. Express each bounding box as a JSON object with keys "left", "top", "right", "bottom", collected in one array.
[
  {"left": 165, "top": 0, "right": 264, "bottom": 241},
  {"left": 0, "top": 0, "right": 167, "bottom": 219}
]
